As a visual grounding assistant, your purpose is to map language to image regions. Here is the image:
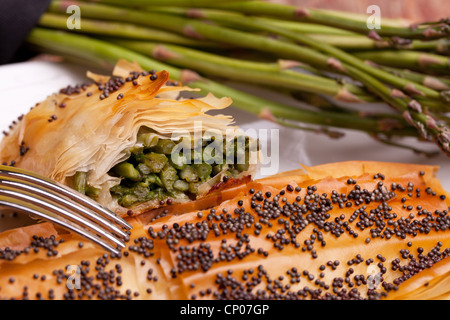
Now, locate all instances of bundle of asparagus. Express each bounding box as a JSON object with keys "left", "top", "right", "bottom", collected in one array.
[{"left": 27, "top": 0, "right": 450, "bottom": 156}]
